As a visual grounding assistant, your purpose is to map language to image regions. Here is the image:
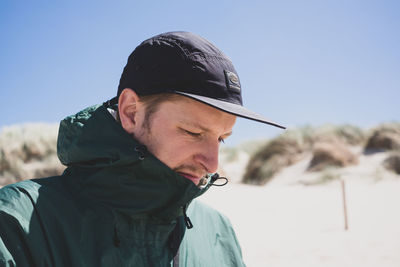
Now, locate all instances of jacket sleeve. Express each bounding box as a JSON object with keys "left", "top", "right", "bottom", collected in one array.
[
  {"left": 0, "top": 185, "right": 37, "bottom": 267},
  {"left": 0, "top": 234, "right": 15, "bottom": 267},
  {"left": 0, "top": 211, "right": 32, "bottom": 267}
]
